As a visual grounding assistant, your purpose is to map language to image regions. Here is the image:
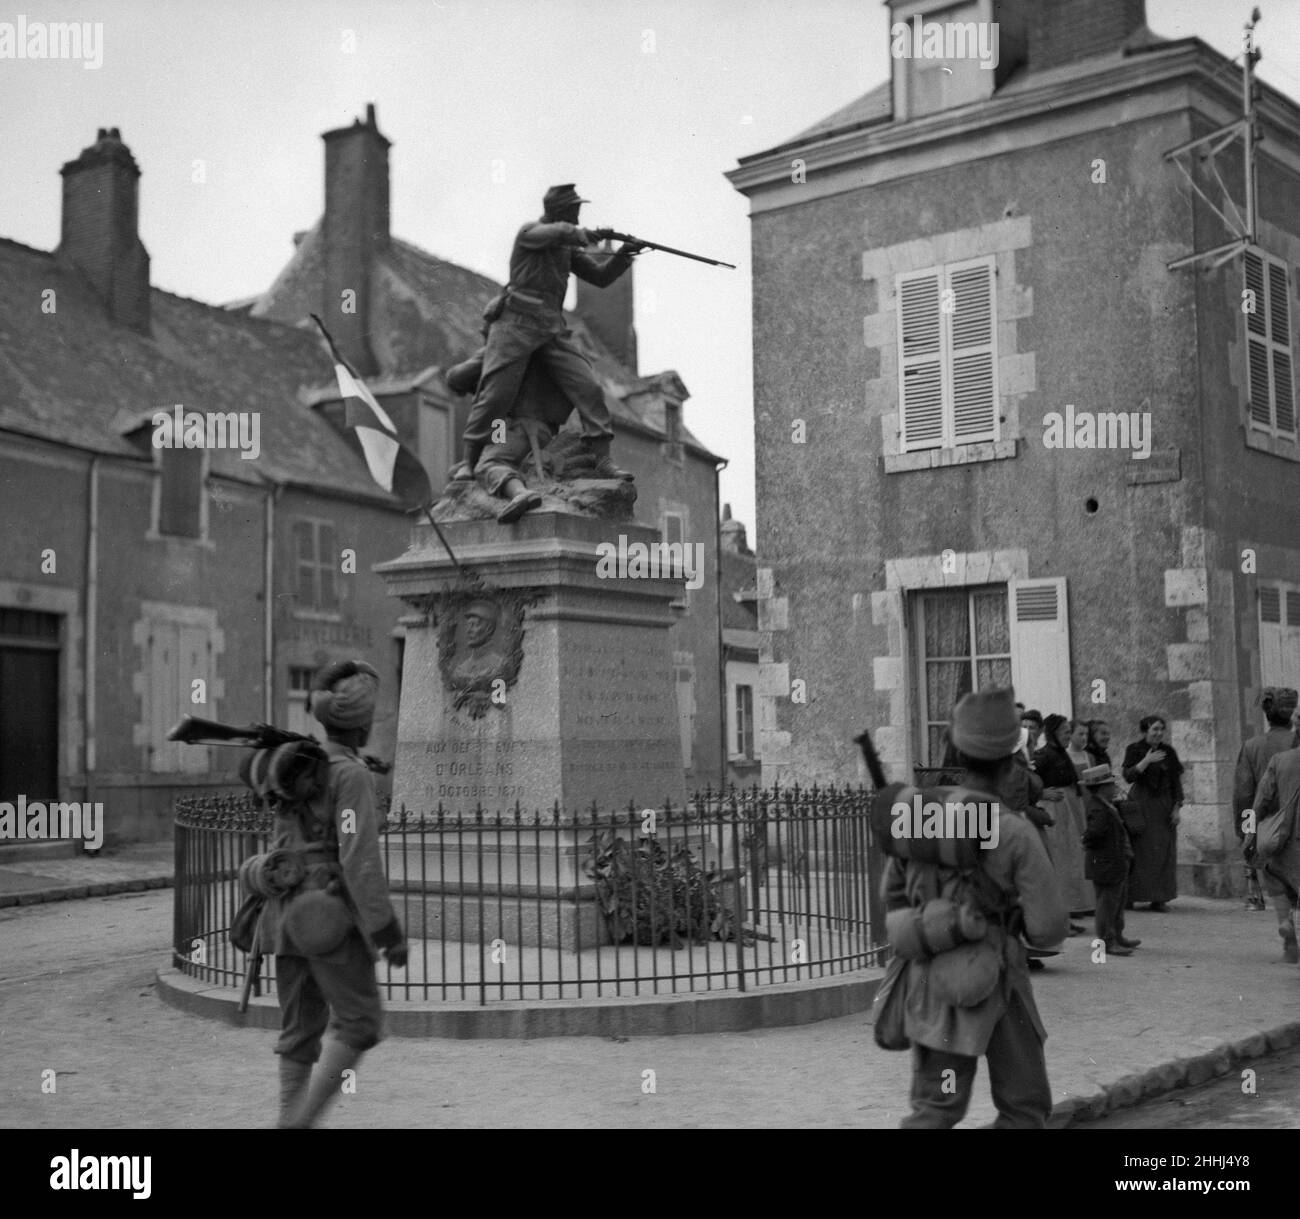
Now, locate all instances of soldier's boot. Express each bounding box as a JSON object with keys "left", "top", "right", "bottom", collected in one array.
[
  {"left": 276, "top": 1057, "right": 313, "bottom": 1129},
  {"left": 1245, "top": 867, "right": 1267, "bottom": 911},
  {"left": 581, "top": 436, "right": 633, "bottom": 481},
  {"left": 496, "top": 476, "right": 542, "bottom": 525},
  {"left": 1281, "top": 925, "right": 1299, "bottom": 964},
  {"left": 448, "top": 441, "right": 485, "bottom": 484},
  {"left": 285, "top": 1040, "right": 365, "bottom": 1129}
]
